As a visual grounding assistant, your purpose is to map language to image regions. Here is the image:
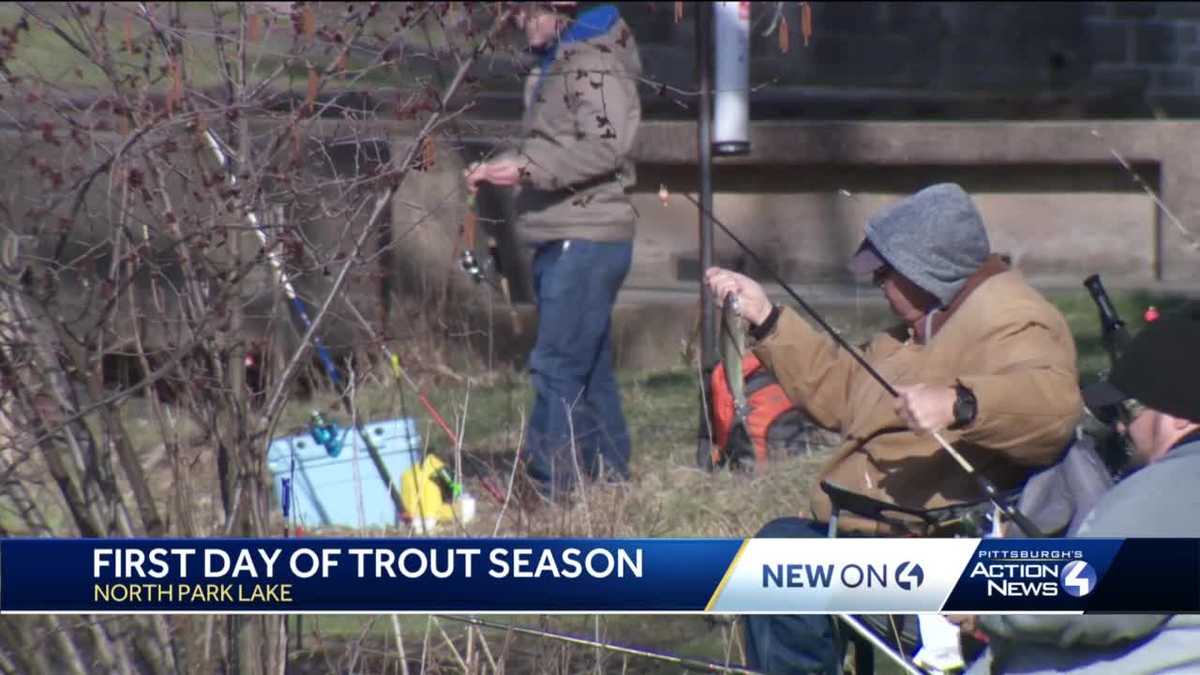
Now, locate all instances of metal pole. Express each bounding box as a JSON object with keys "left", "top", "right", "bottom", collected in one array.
[
  {"left": 695, "top": 2, "right": 718, "bottom": 466},
  {"left": 698, "top": 1, "right": 716, "bottom": 370},
  {"left": 712, "top": 1, "right": 751, "bottom": 156},
  {"left": 838, "top": 615, "right": 924, "bottom": 675}
]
